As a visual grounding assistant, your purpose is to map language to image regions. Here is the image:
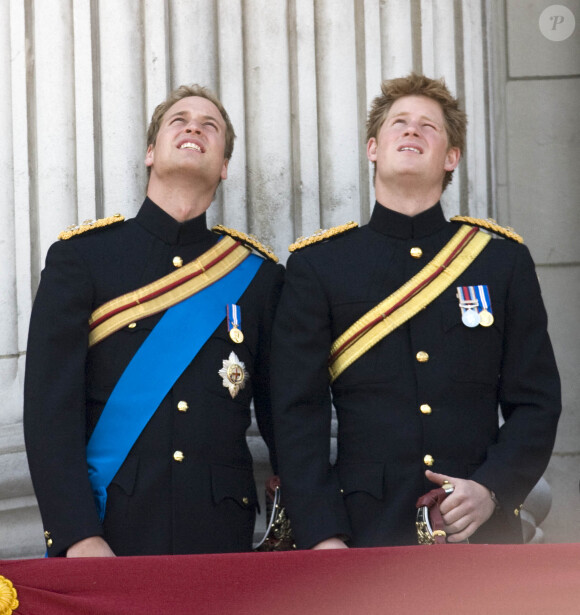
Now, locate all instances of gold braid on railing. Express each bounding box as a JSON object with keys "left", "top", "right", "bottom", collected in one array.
[{"left": 0, "top": 575, "right": 19, "bottom": 615}]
